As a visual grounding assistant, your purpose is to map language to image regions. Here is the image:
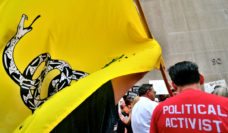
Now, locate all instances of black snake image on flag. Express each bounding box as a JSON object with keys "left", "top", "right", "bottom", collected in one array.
[{"left": 2, "top": 14, "right": 88, "bottom": 112}]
